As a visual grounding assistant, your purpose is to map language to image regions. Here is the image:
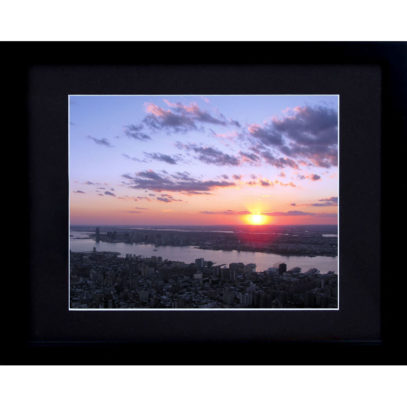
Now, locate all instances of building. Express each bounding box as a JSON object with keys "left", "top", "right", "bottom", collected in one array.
[
  {"left": 195, "top": 258, "right": 205, "bottom": 268},
  {"left": 278, "top": 263, "right": 287, "bottom": 274},
  {"left": 244, "top": 263, "right": 256, "bottom": 273}
]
